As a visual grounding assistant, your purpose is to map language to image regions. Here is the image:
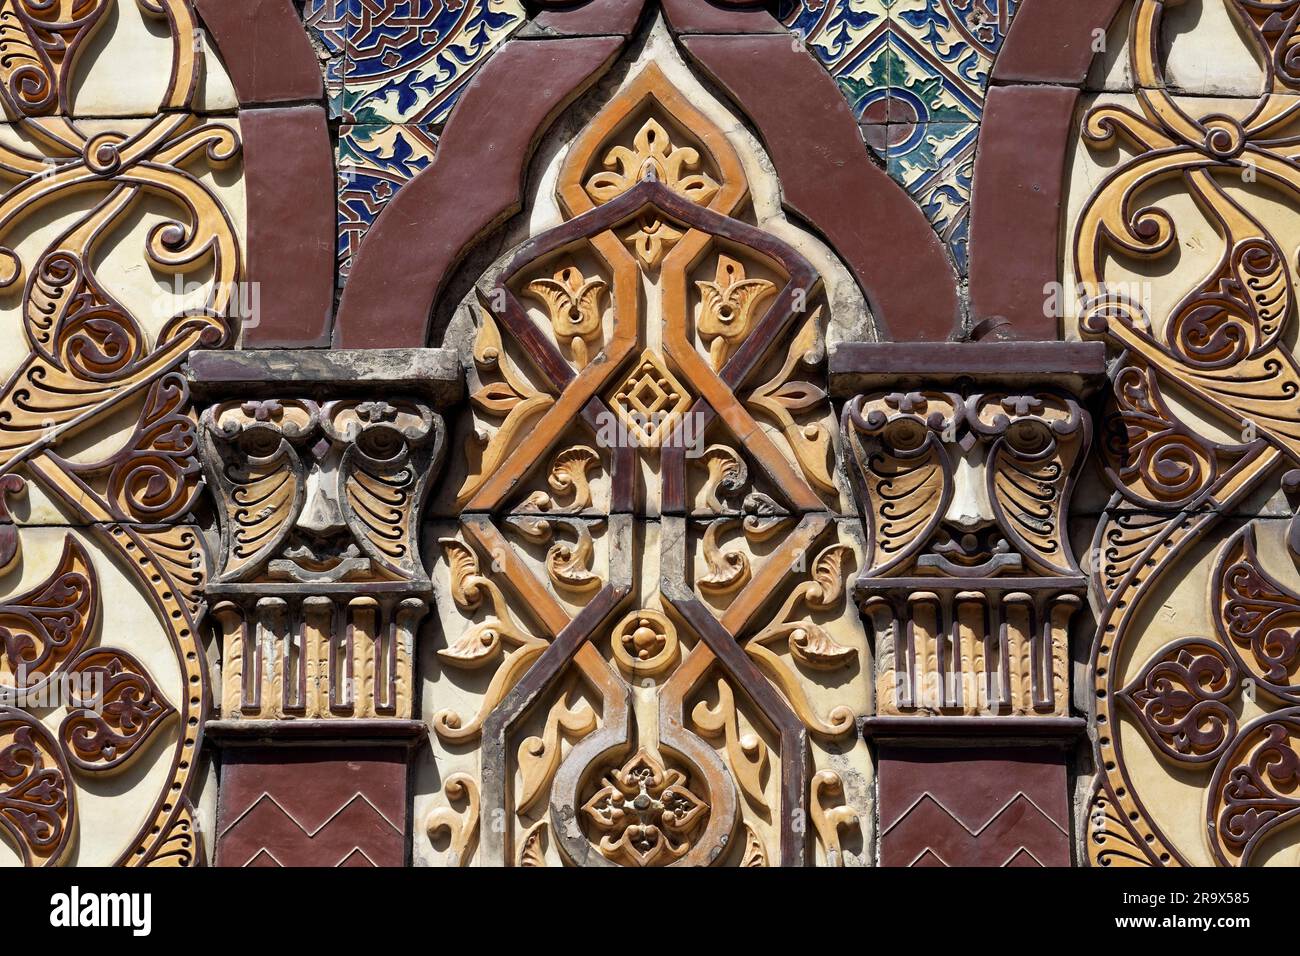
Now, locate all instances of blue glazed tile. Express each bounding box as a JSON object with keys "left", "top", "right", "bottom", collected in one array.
[
  {"left": 783, "top": 2, "right": 1019, "bottom": 274},
  {"left": 344, "top": 0, "right": 524, "bottom": 126},
  {"left": 890, "top": 0, "right": 1019, "bottom": 101},
  {"left": 886, "top": 27, "right": 982, "bottom": 126},
  {"left": 304, "top": 0, "right": 356, "bottom": 118},
  {"left": 303, "top": 0, "right": 353, "bottom": 54},
  {"left": 832, "top": 28, "right": 894, "bottom": 129},
  {"left": 887, "top": 121, "right": 977, "bottom": 273},
  {"left": 337, "top": 124, "right": 439, "bottom": 282},
  {"left": 783, "top": 0, "right": 889, "bottom": 72}
]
